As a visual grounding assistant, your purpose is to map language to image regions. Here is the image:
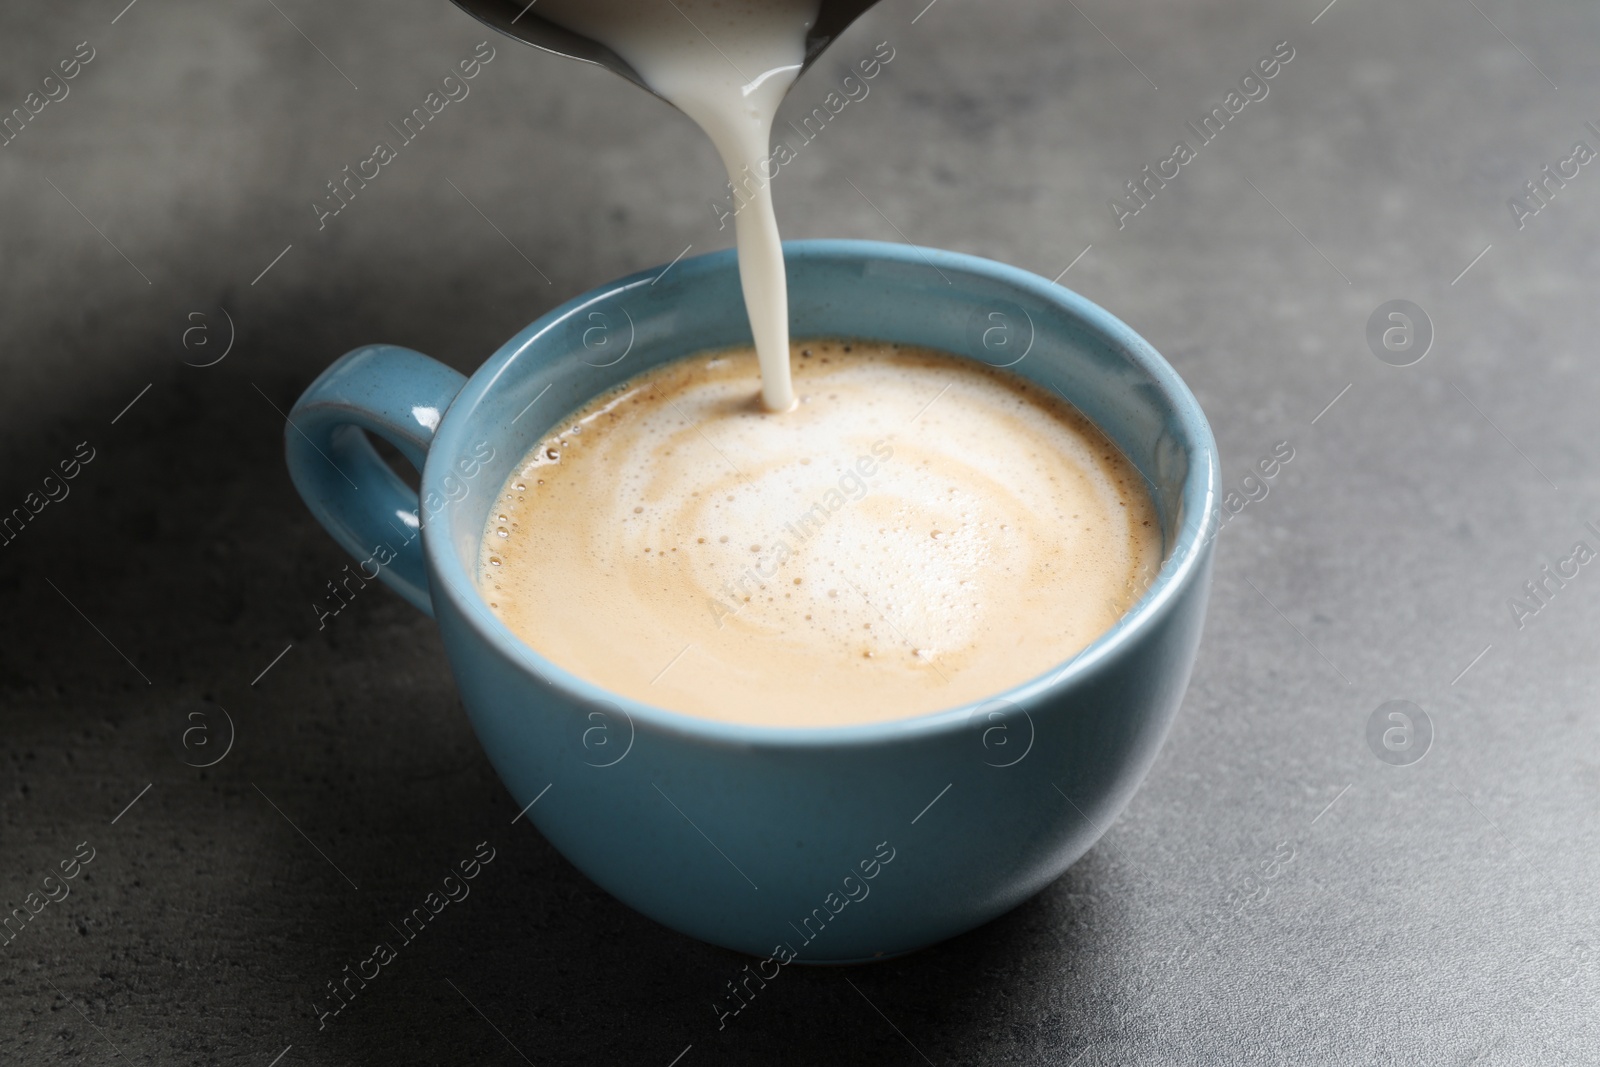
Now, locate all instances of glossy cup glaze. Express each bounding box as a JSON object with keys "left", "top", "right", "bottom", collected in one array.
[{"left": 285, "top": 239, "right": 1218, "bottom": 961}]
